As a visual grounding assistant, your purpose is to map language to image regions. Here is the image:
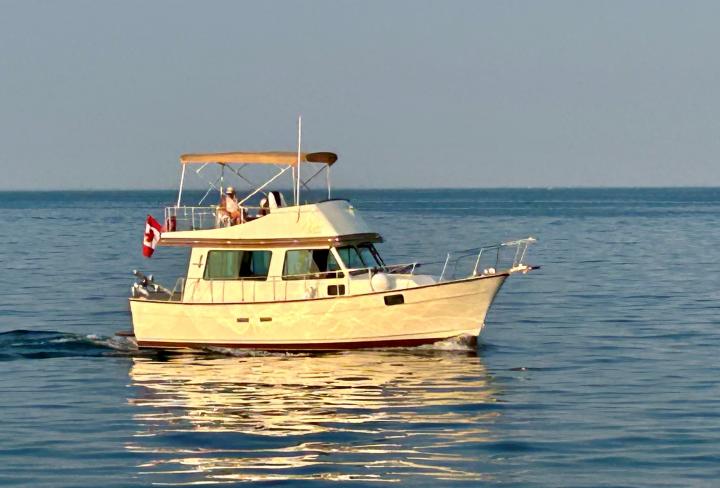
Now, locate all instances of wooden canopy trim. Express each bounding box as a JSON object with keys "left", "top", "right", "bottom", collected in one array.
[
  {"left": 179, "top": 151, "right": 338, "bottom": 166},
  {"left": 158, "top": 232, "right": 382, "bottom": 248}
]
